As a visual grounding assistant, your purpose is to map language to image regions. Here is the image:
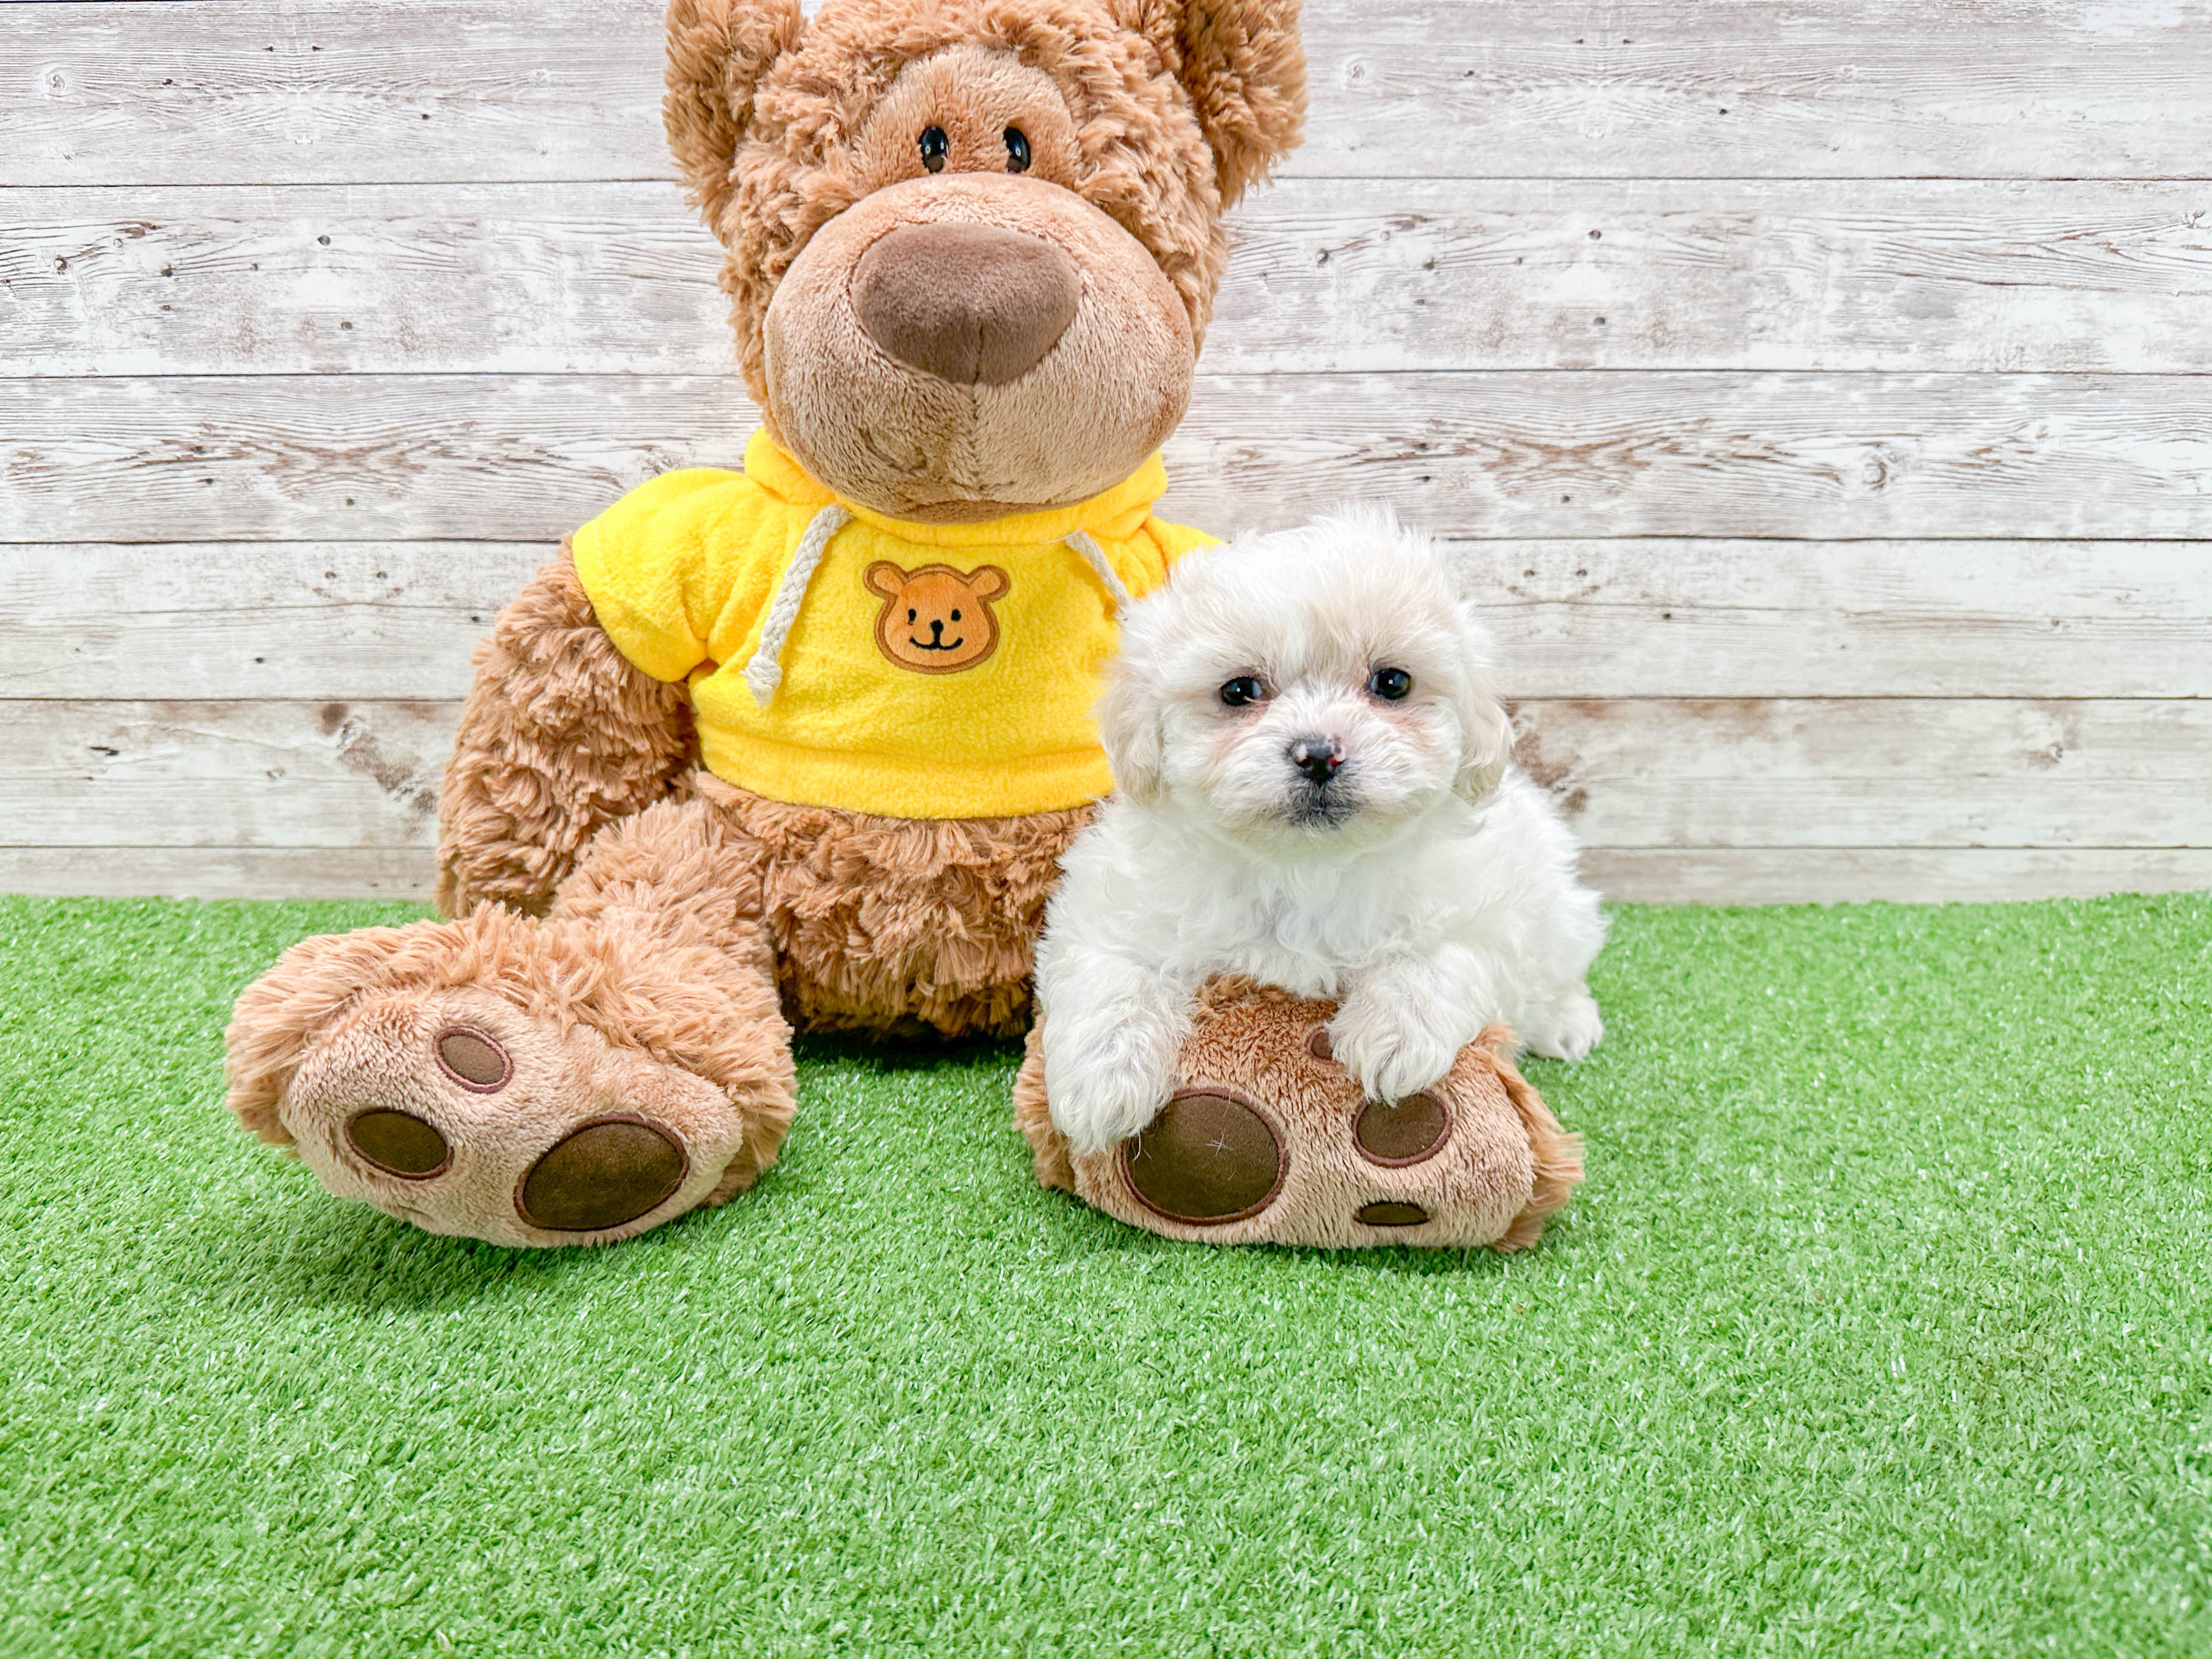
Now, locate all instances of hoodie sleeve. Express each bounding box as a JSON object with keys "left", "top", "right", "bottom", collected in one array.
[{"left": 570, "top": 469, "right": 779, "bottom": 684}]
